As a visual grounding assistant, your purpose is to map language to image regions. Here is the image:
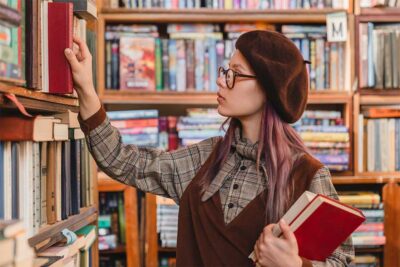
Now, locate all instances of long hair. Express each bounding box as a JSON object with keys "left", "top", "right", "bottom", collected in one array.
[{"left": 198, "top": 102, "right": 309, "bottom": 224}]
